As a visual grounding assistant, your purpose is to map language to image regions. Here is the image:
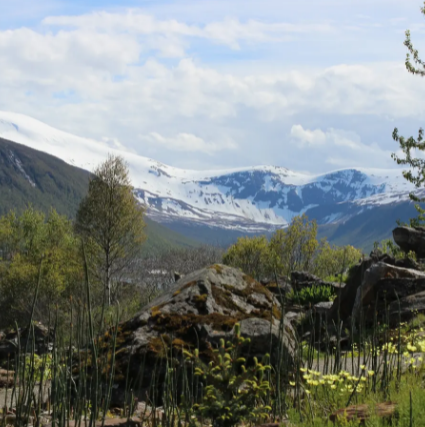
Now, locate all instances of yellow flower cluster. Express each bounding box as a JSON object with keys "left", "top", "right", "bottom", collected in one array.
[
  {"left": 294, "top": 368, "right": 375, "bottom": 396},
  {"left": 381, "top": 342, "right": 398, "bottom": 354}
]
